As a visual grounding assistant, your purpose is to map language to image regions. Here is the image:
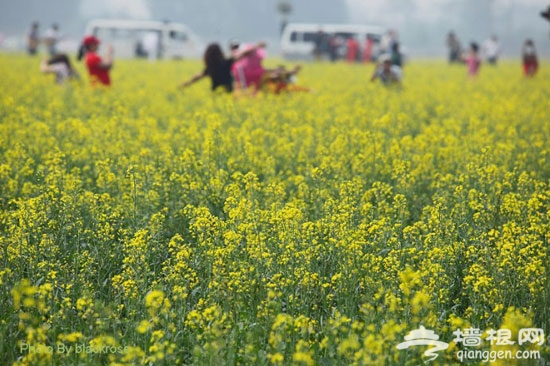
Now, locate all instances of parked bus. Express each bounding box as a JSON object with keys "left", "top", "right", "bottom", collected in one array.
[
  {"left": 280, "top": 23, "right": 384, "bottom": 60},
  {"left": 84, "top": 19, "right": 203, "bottom": 59}
]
